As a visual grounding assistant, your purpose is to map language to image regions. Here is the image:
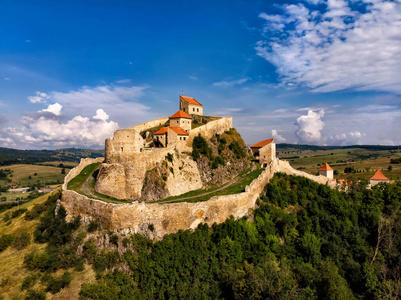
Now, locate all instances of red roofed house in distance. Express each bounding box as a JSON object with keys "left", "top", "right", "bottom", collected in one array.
[
  {"left": 319, "top": 162, "right": 334, "bottom": 179},
  {"left": 370, "top": 169, "right": 390, "bottom": 186},
  {"left": 250, "top": 138, "right": 276, "bottom": 167}
]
